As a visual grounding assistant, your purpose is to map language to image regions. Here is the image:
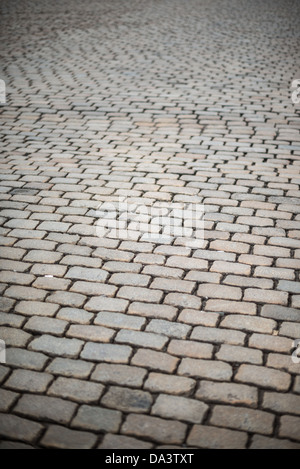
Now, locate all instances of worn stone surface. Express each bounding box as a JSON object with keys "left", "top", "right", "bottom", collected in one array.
[{"left": 0, "top": 0, "right": 299, "bottom": 449}]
